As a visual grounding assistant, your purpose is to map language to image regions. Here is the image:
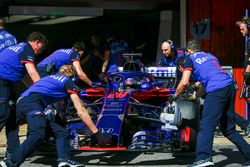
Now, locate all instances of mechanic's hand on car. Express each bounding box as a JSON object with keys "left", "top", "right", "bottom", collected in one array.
[
  {"left": 90, "top": 131, "right": 112, "bottom": 147},
  {"left": 44, "top": 106, "right": 57, "bottom": 121},
  {"left": 187, "top": 94, "right": 196, "bottom": 101},
  {"left": 190, "top": 83, "right": 199, "bottom": 91},
  {"left": 91, "top": 81, "right": 103, "bottom": 87},
  {"left": 168, "top": 95, "right": 178, "bottom": 104},
  {"left": 98, "top": 72, "right": 105, "bottom": 81}
]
